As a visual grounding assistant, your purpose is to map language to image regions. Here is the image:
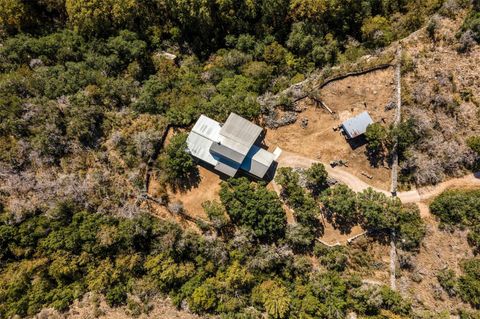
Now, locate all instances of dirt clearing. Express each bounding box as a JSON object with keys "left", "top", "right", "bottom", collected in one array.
[
  {"left": 265, "top": 68, "right": 396, "bottom": 190},
  {"left": 167, "top": 166, "right": 222, "bottom": 218}
]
